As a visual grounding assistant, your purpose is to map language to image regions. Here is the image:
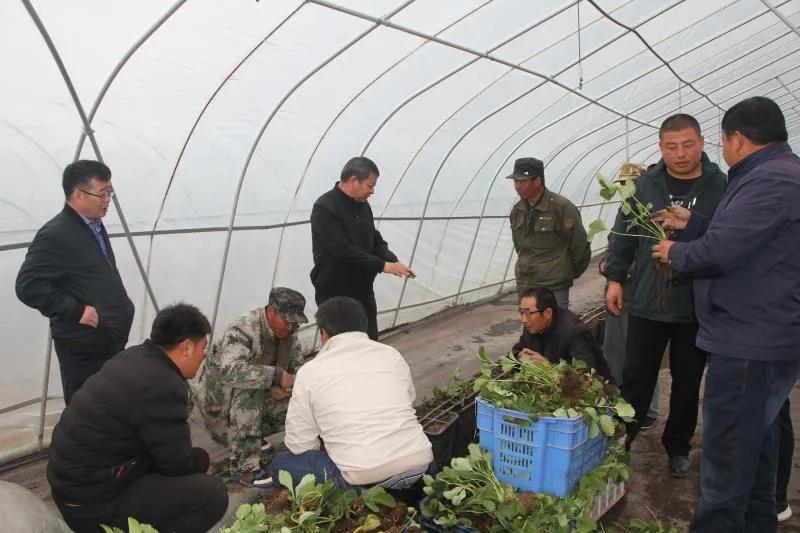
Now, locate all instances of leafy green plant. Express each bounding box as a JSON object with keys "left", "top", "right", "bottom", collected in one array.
[
  {"left": 101, "top": 518, "right": 159, "bottom": 533},
  {"left": 221, "top": 470, "right": 416, "bottom": 533},
  {"left": 474, "top": 348, "right": 635, "bottom": 439},
  {"left": 422, "top": 442, "right": 631, "bottom": 532},
  {"left": 607, "top": 509, "right": 679, "bottom": 533},
  {"left": 587, "top": 173, "right": 668, "bottom": 242}
]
